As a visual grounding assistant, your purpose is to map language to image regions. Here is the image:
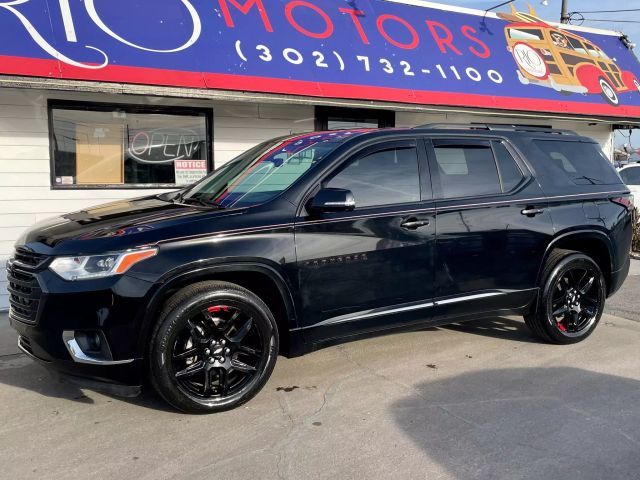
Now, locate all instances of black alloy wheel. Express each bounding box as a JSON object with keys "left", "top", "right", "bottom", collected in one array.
[
  {"left": 172, "top": 305, "right": 264, "bottom": 398},
  {"left": 525, "top": 249, "right": 606, "bottom": 344},
  {"left": 547, "top": 263, "right": 603, "bottom": 337},
  {"left": 150, "top": 281, "right": 278, "bottom": 413}
]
